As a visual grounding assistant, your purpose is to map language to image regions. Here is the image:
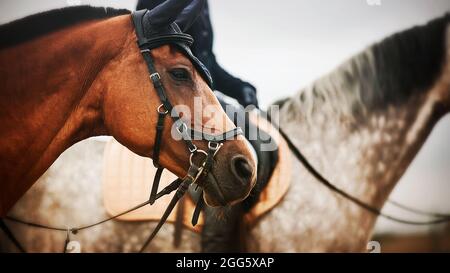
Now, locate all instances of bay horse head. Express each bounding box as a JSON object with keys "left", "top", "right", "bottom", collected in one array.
[
  {"left": 101, "top": 0, "right": 257, "bottom": 207},
  {"left": 0, "top": 1, "right": 256, "bottom": 215}
]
